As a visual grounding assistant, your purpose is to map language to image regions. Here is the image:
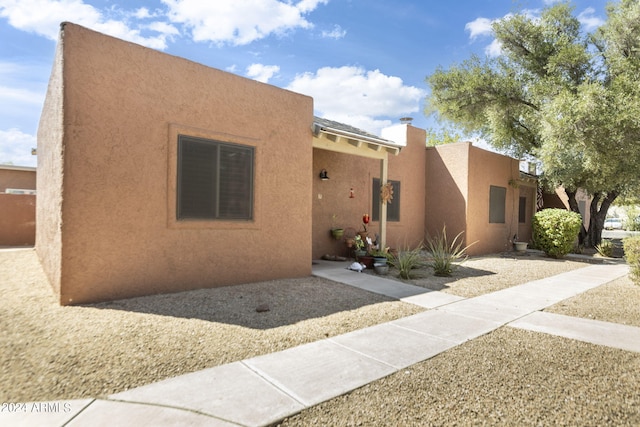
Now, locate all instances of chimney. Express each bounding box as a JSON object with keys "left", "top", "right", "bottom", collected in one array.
[{"left": 399, "top": 117, "right": 413, "bottom": 125}]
